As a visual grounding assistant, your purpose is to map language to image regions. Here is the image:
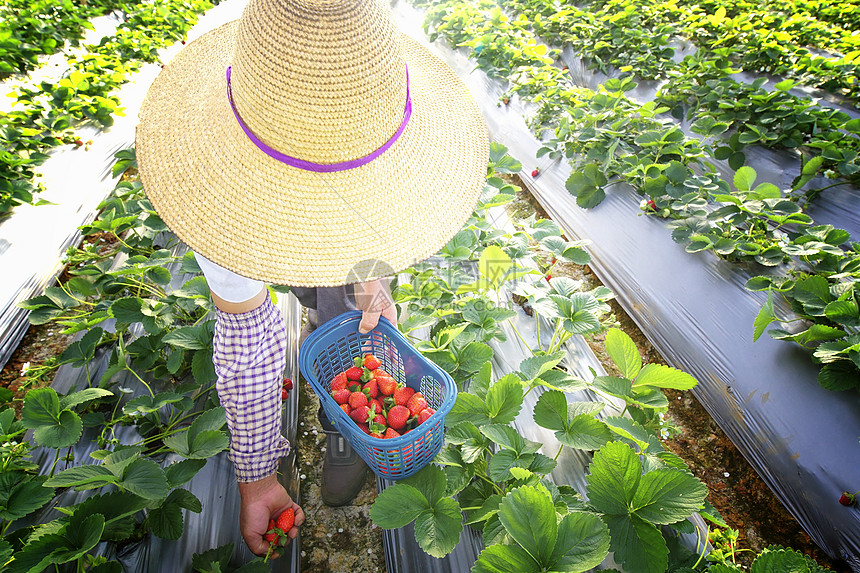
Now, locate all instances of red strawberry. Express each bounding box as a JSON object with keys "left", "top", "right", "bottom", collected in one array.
[
  {"left": 276, "top": 508, "right": 295, "bottom": 531},
  {"left": 332, "top": 389, "right": 351, "bottom": 405},
  {"left": 531, "top": 168, "right": 539, "bottom": 177},
  {"left": 358, "top": 423, "right": 371, "bottom": 434},
  {"left": 363, "top": 354, "right": 382, "bottom": 370},
  {"left": 372, "top": 413, "right": 387, "bottom": 426},
  {"left": 384, "top": 427, "right": 401, "bottom": 439},
  {"left": 370, "top": 431, "right": 385, "bottom": 439},
  {"left": 363, "top": 379, "right": 379, "bottom": 398},
  {"left": 74, "top": 139, "right": 83, "bottom": 146},
  {"left": 264, "top": 519, "right": 276, "bottom": 542},
  {"left": 645, "top": 199, "right": 657, "bottom": 211},
  {"left": 376, "top": 375, "right": 397, "bottom": 396},
  {"left": 330, "top": 372, "right": 348, "bottom": 391},
  {"left": 345, "top": 366, "right": 364, "bottom": 381},
  {"left": 394, "top": 386, "right": 415, "bottom": 406},
  {"left": 839, "top": 492, "right": 856, "bottom": 506},
  {"left": 281, "top": 388, "right": 289, "bottom": 401},
  {"left": 283, "top": 377, "right": 293, "bottom": 390},
  {"left": 348, "top": 391, "right": 368, "bottom": 409},
  {"left": 369, "top": 397, "right": 385, "bottom": 414},
  {"left": 350, "top": 405, "right": 370, "bottom": 424},
  {"left": 376, "top": 368, "right": 392, "bottom": 378},
  {"left": 417, "top": 407, "right": 435, "bottom": 425},
  {"left": 387, "top": 405, "right": 410, "bottom": 430},
  {"left": 339, "top": 403, "right": 350, "bottom": 415},
  {"left": 407, "top": 392, "right": 428, "bottom": 417},
  {"left": 502, "top": 97, "right": 509, "bottom": 105}
]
